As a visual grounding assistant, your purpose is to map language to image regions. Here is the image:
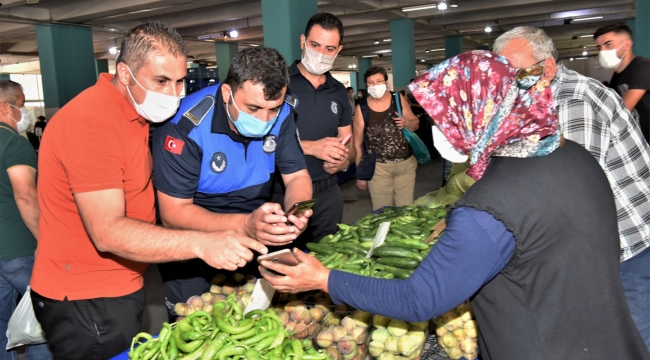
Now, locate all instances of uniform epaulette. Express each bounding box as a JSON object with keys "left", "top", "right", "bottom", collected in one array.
[{"left": 284, "top": 94, "right": 299, "bottom": 108}]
